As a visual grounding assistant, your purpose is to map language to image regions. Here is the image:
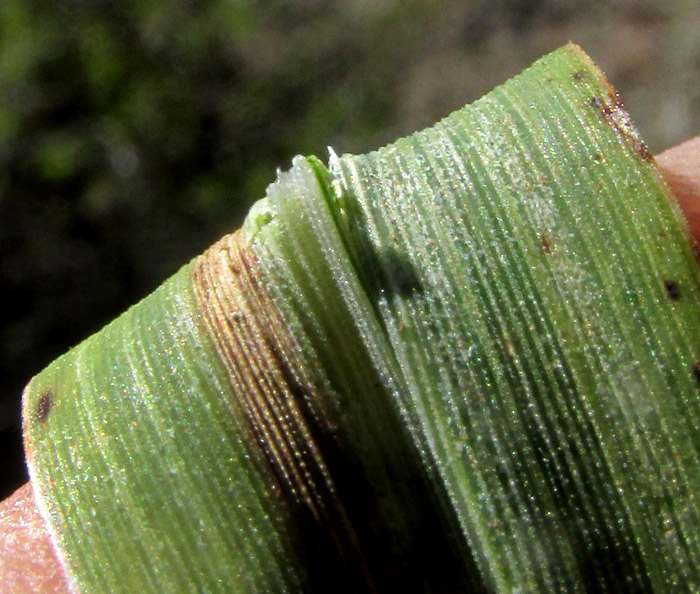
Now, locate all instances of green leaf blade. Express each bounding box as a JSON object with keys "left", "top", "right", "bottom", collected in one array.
[
  {"left": 22, "top": 44, "right": 700, "bottom": 593},
  {"left": 24, "top": 267, "right": 305, "bottom": 593},
  {"left": 329, "top": 44, "right": 700, "bottom": 591}
]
